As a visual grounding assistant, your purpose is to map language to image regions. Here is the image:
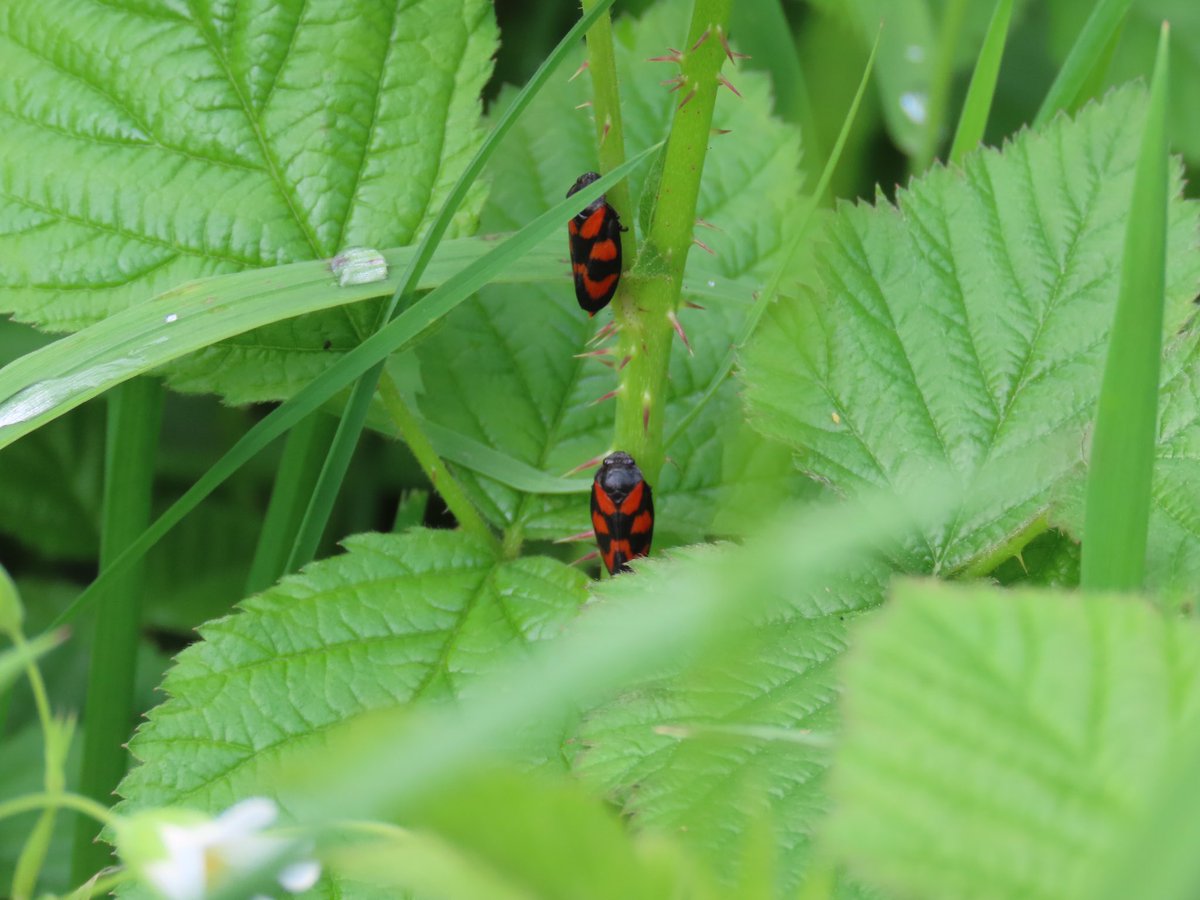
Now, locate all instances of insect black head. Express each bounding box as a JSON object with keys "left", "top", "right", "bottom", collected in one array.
[
  {"left": 596, "top": 450, "right": 643, "bottom": 494},
  {"left": 567, "top": 171, "right": 601, "bottom": 197},
  {"left": 567, "top": 171, "right": 607, "bottom": 216}
]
